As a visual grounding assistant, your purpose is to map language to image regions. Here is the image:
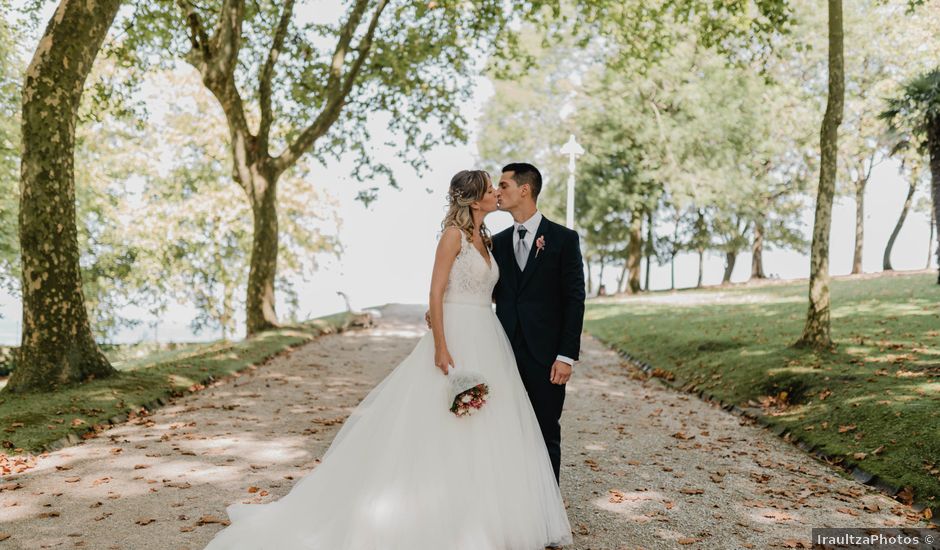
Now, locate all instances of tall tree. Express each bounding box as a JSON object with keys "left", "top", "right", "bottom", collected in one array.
[
  {"left": 797, "top": 0, "right": 843, "bottom": 349},
  {"left": 881, "top": 68, "right": 940, "bottom": 284},
  {"left": 128, "top": 70, "right": 340, "bottom": 339},
  {"left": 117, "top": 0, "right": 519, "bottom": 336},
  {"left": 5, "top": 0, "right": 124, "bottom": 393},
  {"left": 835, "top": 0, "right": 940, "bottom": 275},
  {"left": 883, "top": 152, "right": 924, "bottom": 270}
]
